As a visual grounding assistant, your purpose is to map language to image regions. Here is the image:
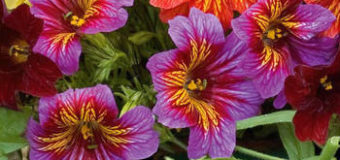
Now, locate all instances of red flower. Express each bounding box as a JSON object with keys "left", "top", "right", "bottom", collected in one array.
[
  {"left": 0, "top": 3, "right": 62, "bottom": 109},
  {"left": 150, "top": 0, "right": 257, "bottom": 30},
  {"left": 285, "top": 50, "right": 340, "bottom": 144}
]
